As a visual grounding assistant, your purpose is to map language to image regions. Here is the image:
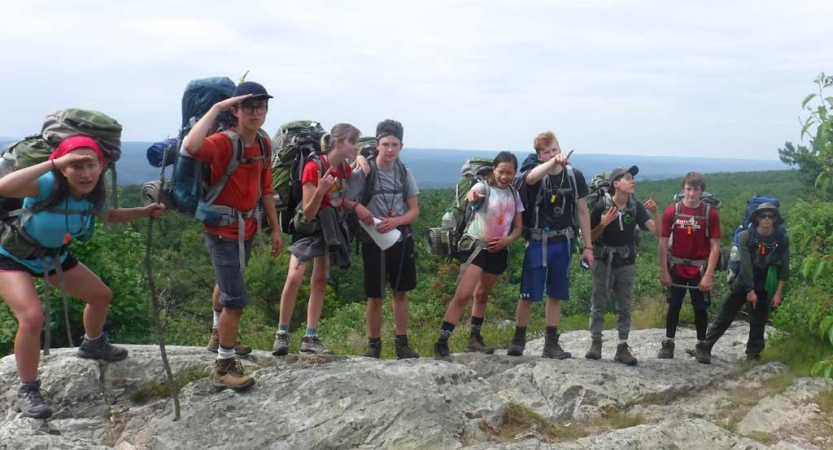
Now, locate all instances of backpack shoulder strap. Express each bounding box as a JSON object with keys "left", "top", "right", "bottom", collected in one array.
[
  {"left": 361, "top": 158, "right": 378, "bottom": 206},
  {"left": 204, "top": 131, "right": 245, "bottom": 205},
  {"left": 396, "top": 159, "right": 410, "bottom": 200}
]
